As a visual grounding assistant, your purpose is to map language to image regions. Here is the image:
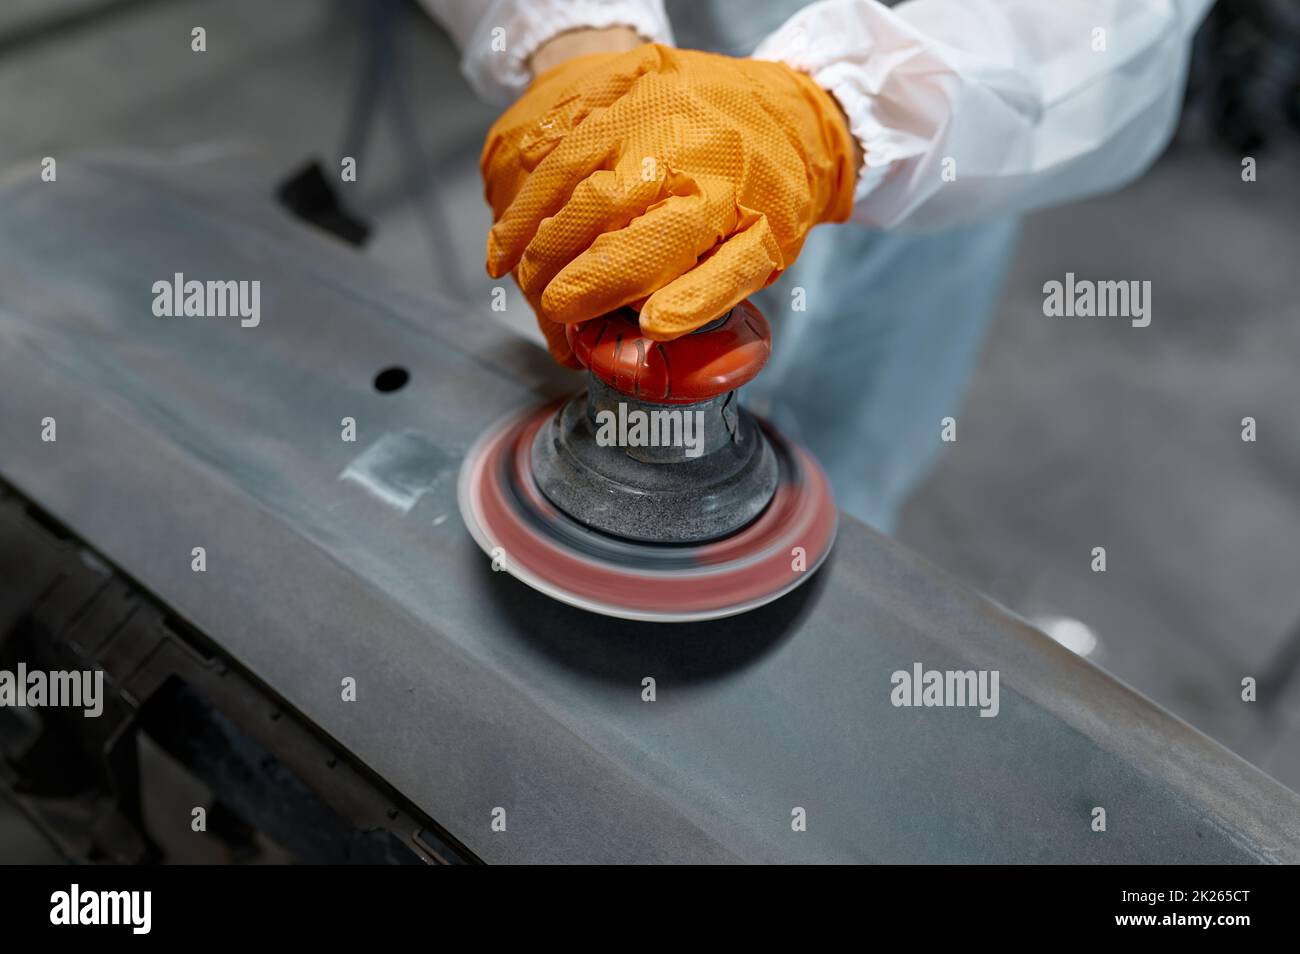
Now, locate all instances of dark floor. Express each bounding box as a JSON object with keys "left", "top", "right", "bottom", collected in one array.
[{"left": 2, "top": 0, "right": 1298, "bottom": 861}]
